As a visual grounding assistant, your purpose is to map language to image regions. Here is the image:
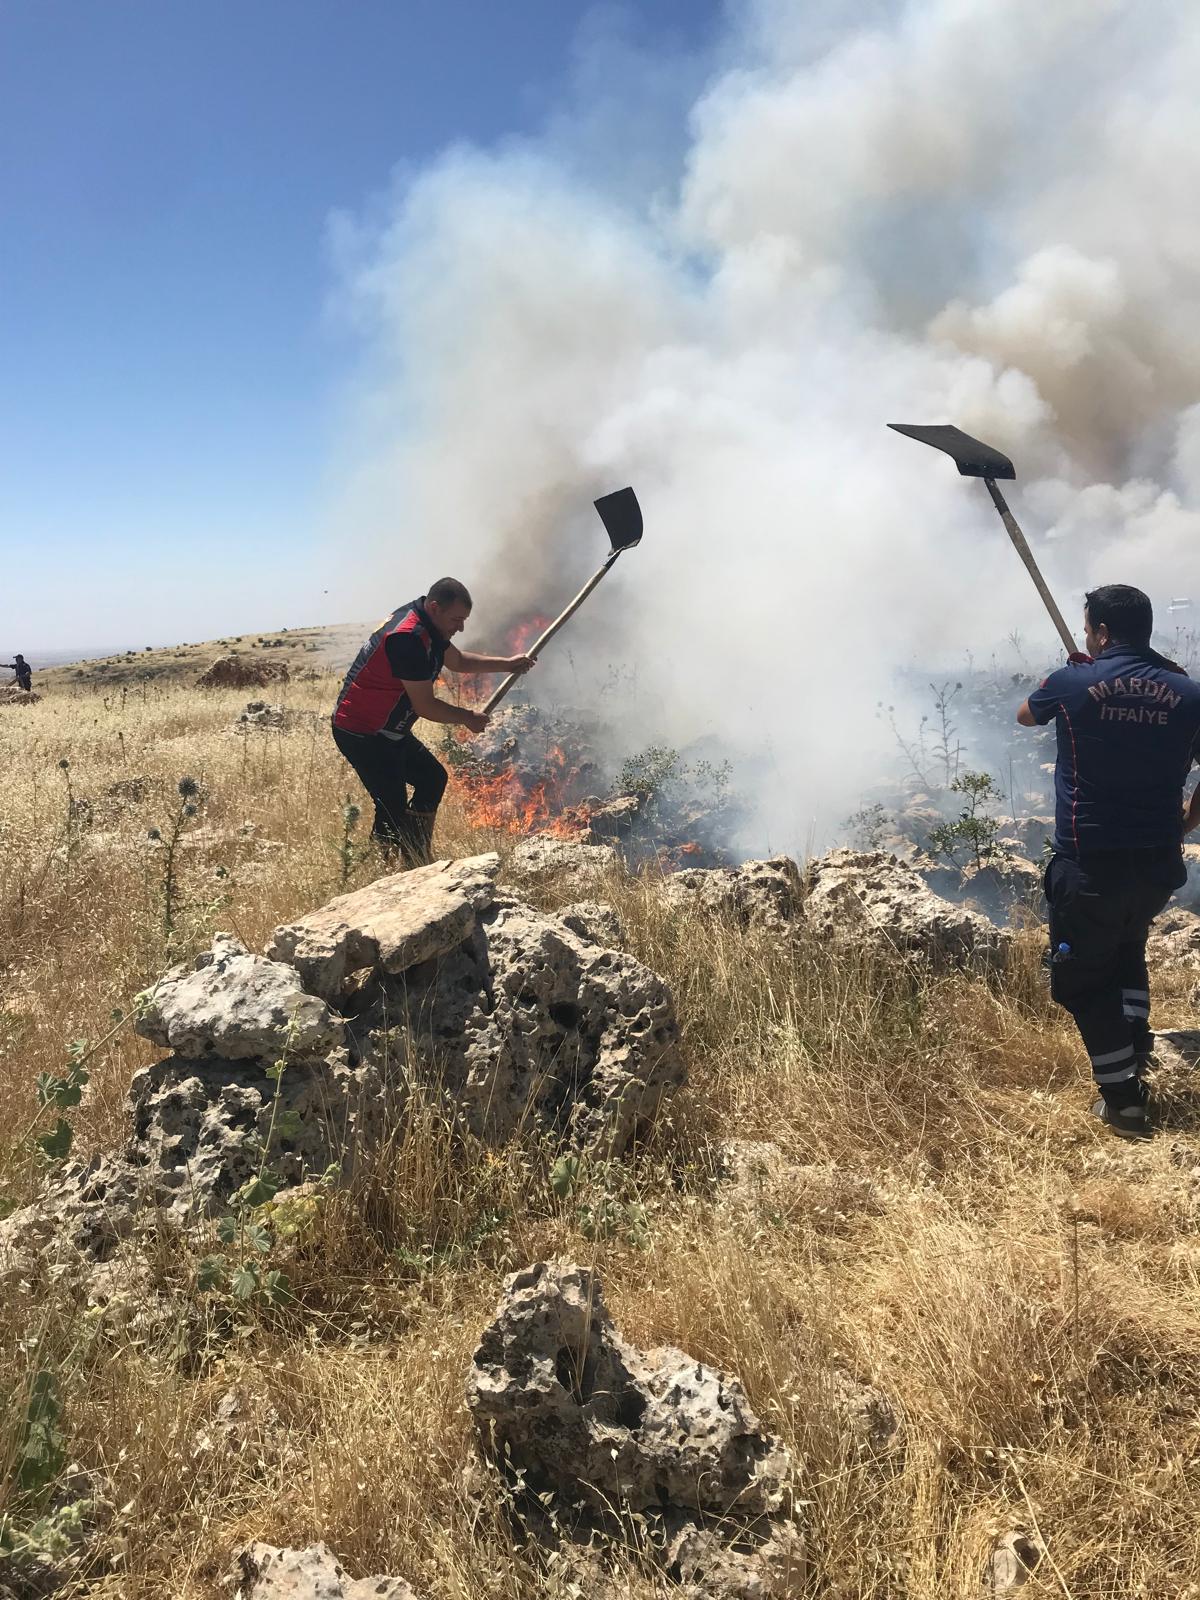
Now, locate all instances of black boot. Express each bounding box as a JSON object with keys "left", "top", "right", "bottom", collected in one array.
[
  {"left": 400, "top": 811, "right": 437, "bottom": 870},
  {"left": 1090, "top": 1078, "right": 1155, "bottom": 1140}
]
